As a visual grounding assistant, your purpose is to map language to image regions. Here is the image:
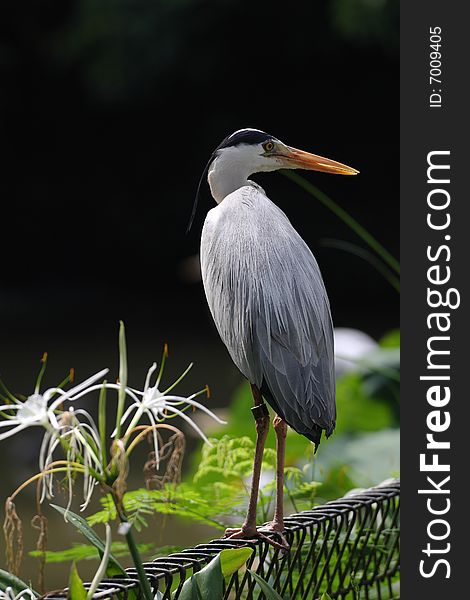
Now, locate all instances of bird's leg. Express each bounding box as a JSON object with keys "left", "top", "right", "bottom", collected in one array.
[
  {"left": 225, "top": 388, "right": 289, "bottom": 551},
  {"left": 225, "top": 384, "right": 269, "bottom": 537},
  {"left": 272, "top": 415, "right": 288, "bottom": 531},
  {"left": 258, "top": 415, "right": 289, "bottom": 550}
]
